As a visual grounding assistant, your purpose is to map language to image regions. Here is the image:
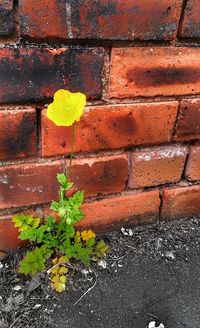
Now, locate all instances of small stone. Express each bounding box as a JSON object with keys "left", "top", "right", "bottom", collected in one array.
[
  {"left": 148, "top": 321, "right": 165, "bottom": 328},
  {"left": 0, "top": 251, "right": 7, "bottom": 261},
  {"left": 13, "top": 285, "right": 22, "bottom": 291},
  {"left": 165, "top": 251, "right": 176, "bottom": 261},
  {"left": 0, "top": 262, "right": 3, "bottom": 269},
  {"left": 97, "top": 259, "right": 107, "bottom": 269},
  {"left": 121, "top": 227, "right": 133, "bottom": 236},
  {"left": 33, "top": 304, "right": 41, "bottom": 309}
]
